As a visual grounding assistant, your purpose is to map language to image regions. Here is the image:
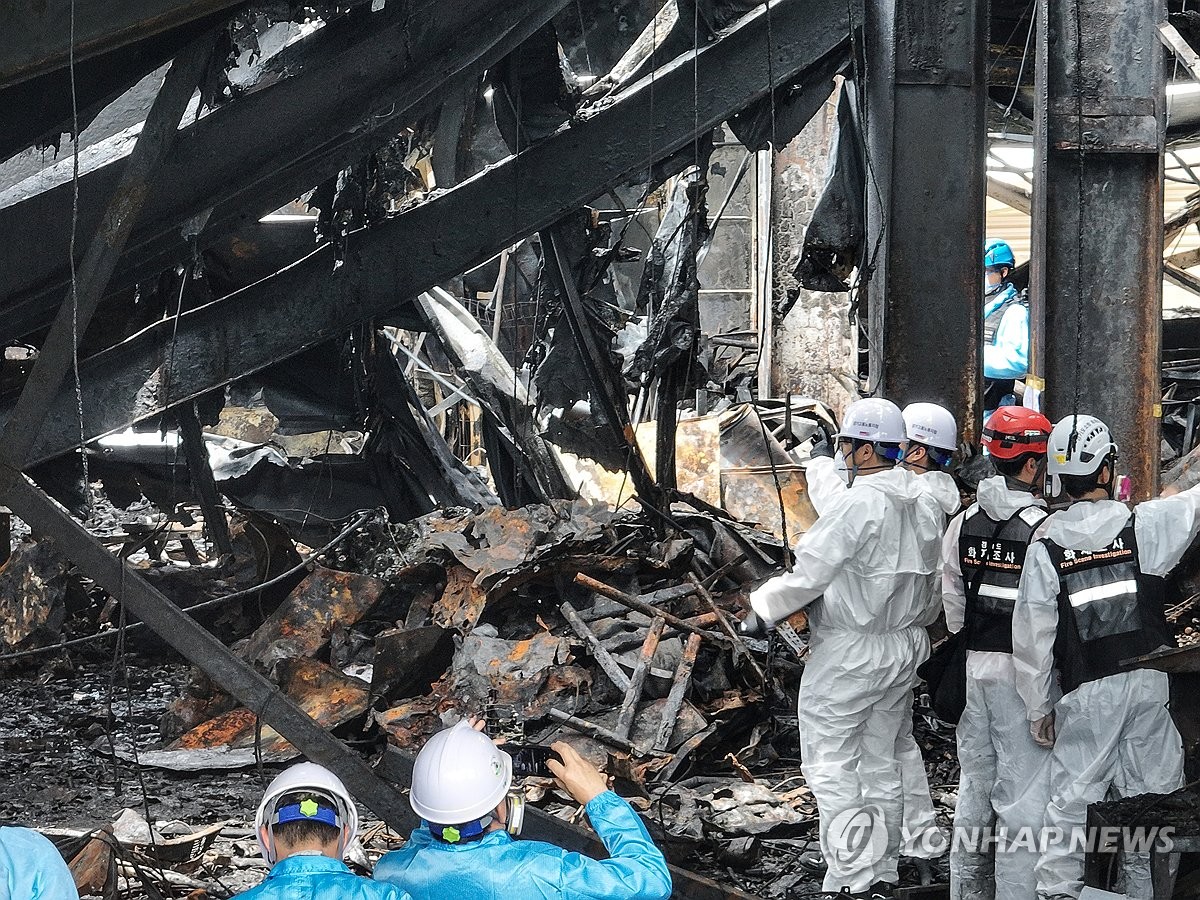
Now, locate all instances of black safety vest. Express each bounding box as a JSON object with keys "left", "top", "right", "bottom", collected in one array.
[
  {"left": 983, "top": 289, "right": 1028, "bottom": 345},
  {"left": 959, "top": 504, "right": 1048, "bottom": 653},
  {"left": 1042, "top": 516, "right": 1175, "bottom": 696}
]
